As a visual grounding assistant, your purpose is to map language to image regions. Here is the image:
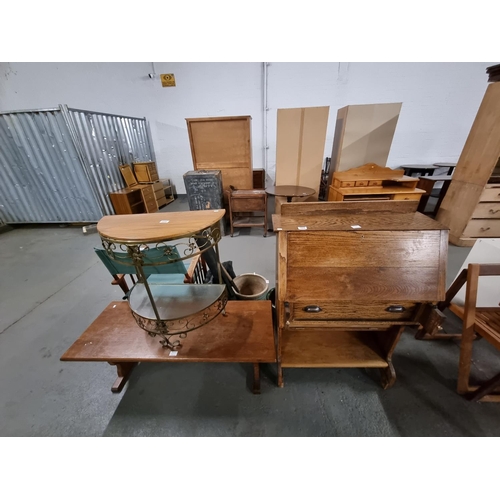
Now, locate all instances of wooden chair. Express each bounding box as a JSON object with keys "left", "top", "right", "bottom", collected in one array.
[
  {"left": 227, "top": 186, "right": 267, "bottom": 237},
  {"left": 421, "top": 263, "right": 500, "bottom": 402},
  {"left": 94, "top": 248, "right": 207, "bottom": 295},
  {"left": 456, "top": 263, "right": 500, "bottom": 402}
]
